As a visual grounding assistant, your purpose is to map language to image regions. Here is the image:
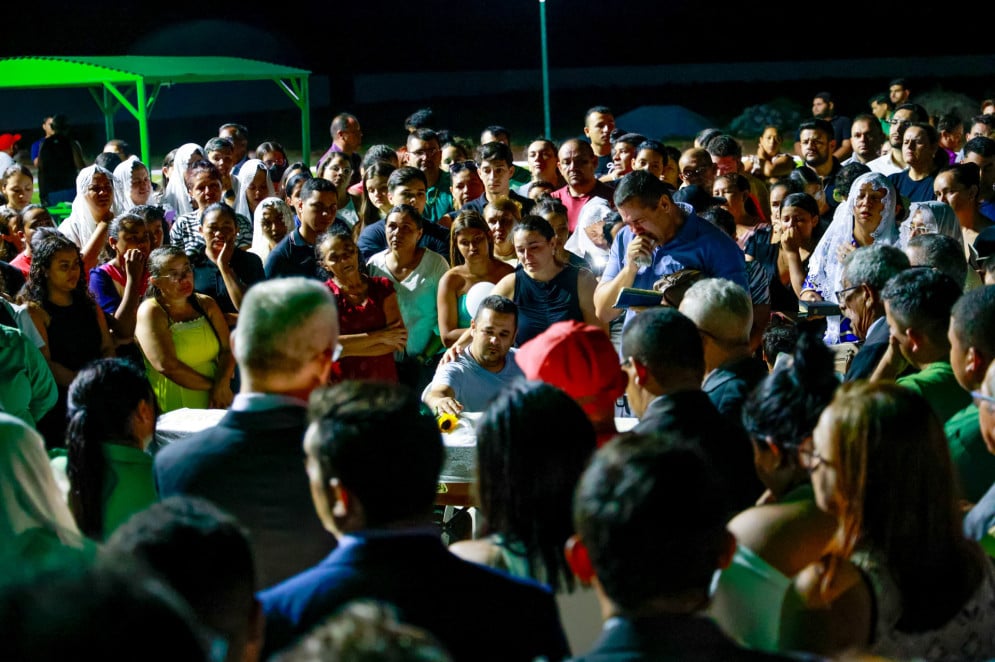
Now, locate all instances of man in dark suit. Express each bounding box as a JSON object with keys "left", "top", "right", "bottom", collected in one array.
[
  {"left": 620, "top": 307, "right": 761, "bottom": 514},
  {"left": 154, "top": 277, "right": 340, "bottom": 589},
  {"left": 258, "top": 381, "right": 569, "bottom": 662},
  {"left": 564, "top": 434, "right": 799, "bottom": 661},
  {"left": 839, "top": 244, "right": 910, "bottom": 381}
]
